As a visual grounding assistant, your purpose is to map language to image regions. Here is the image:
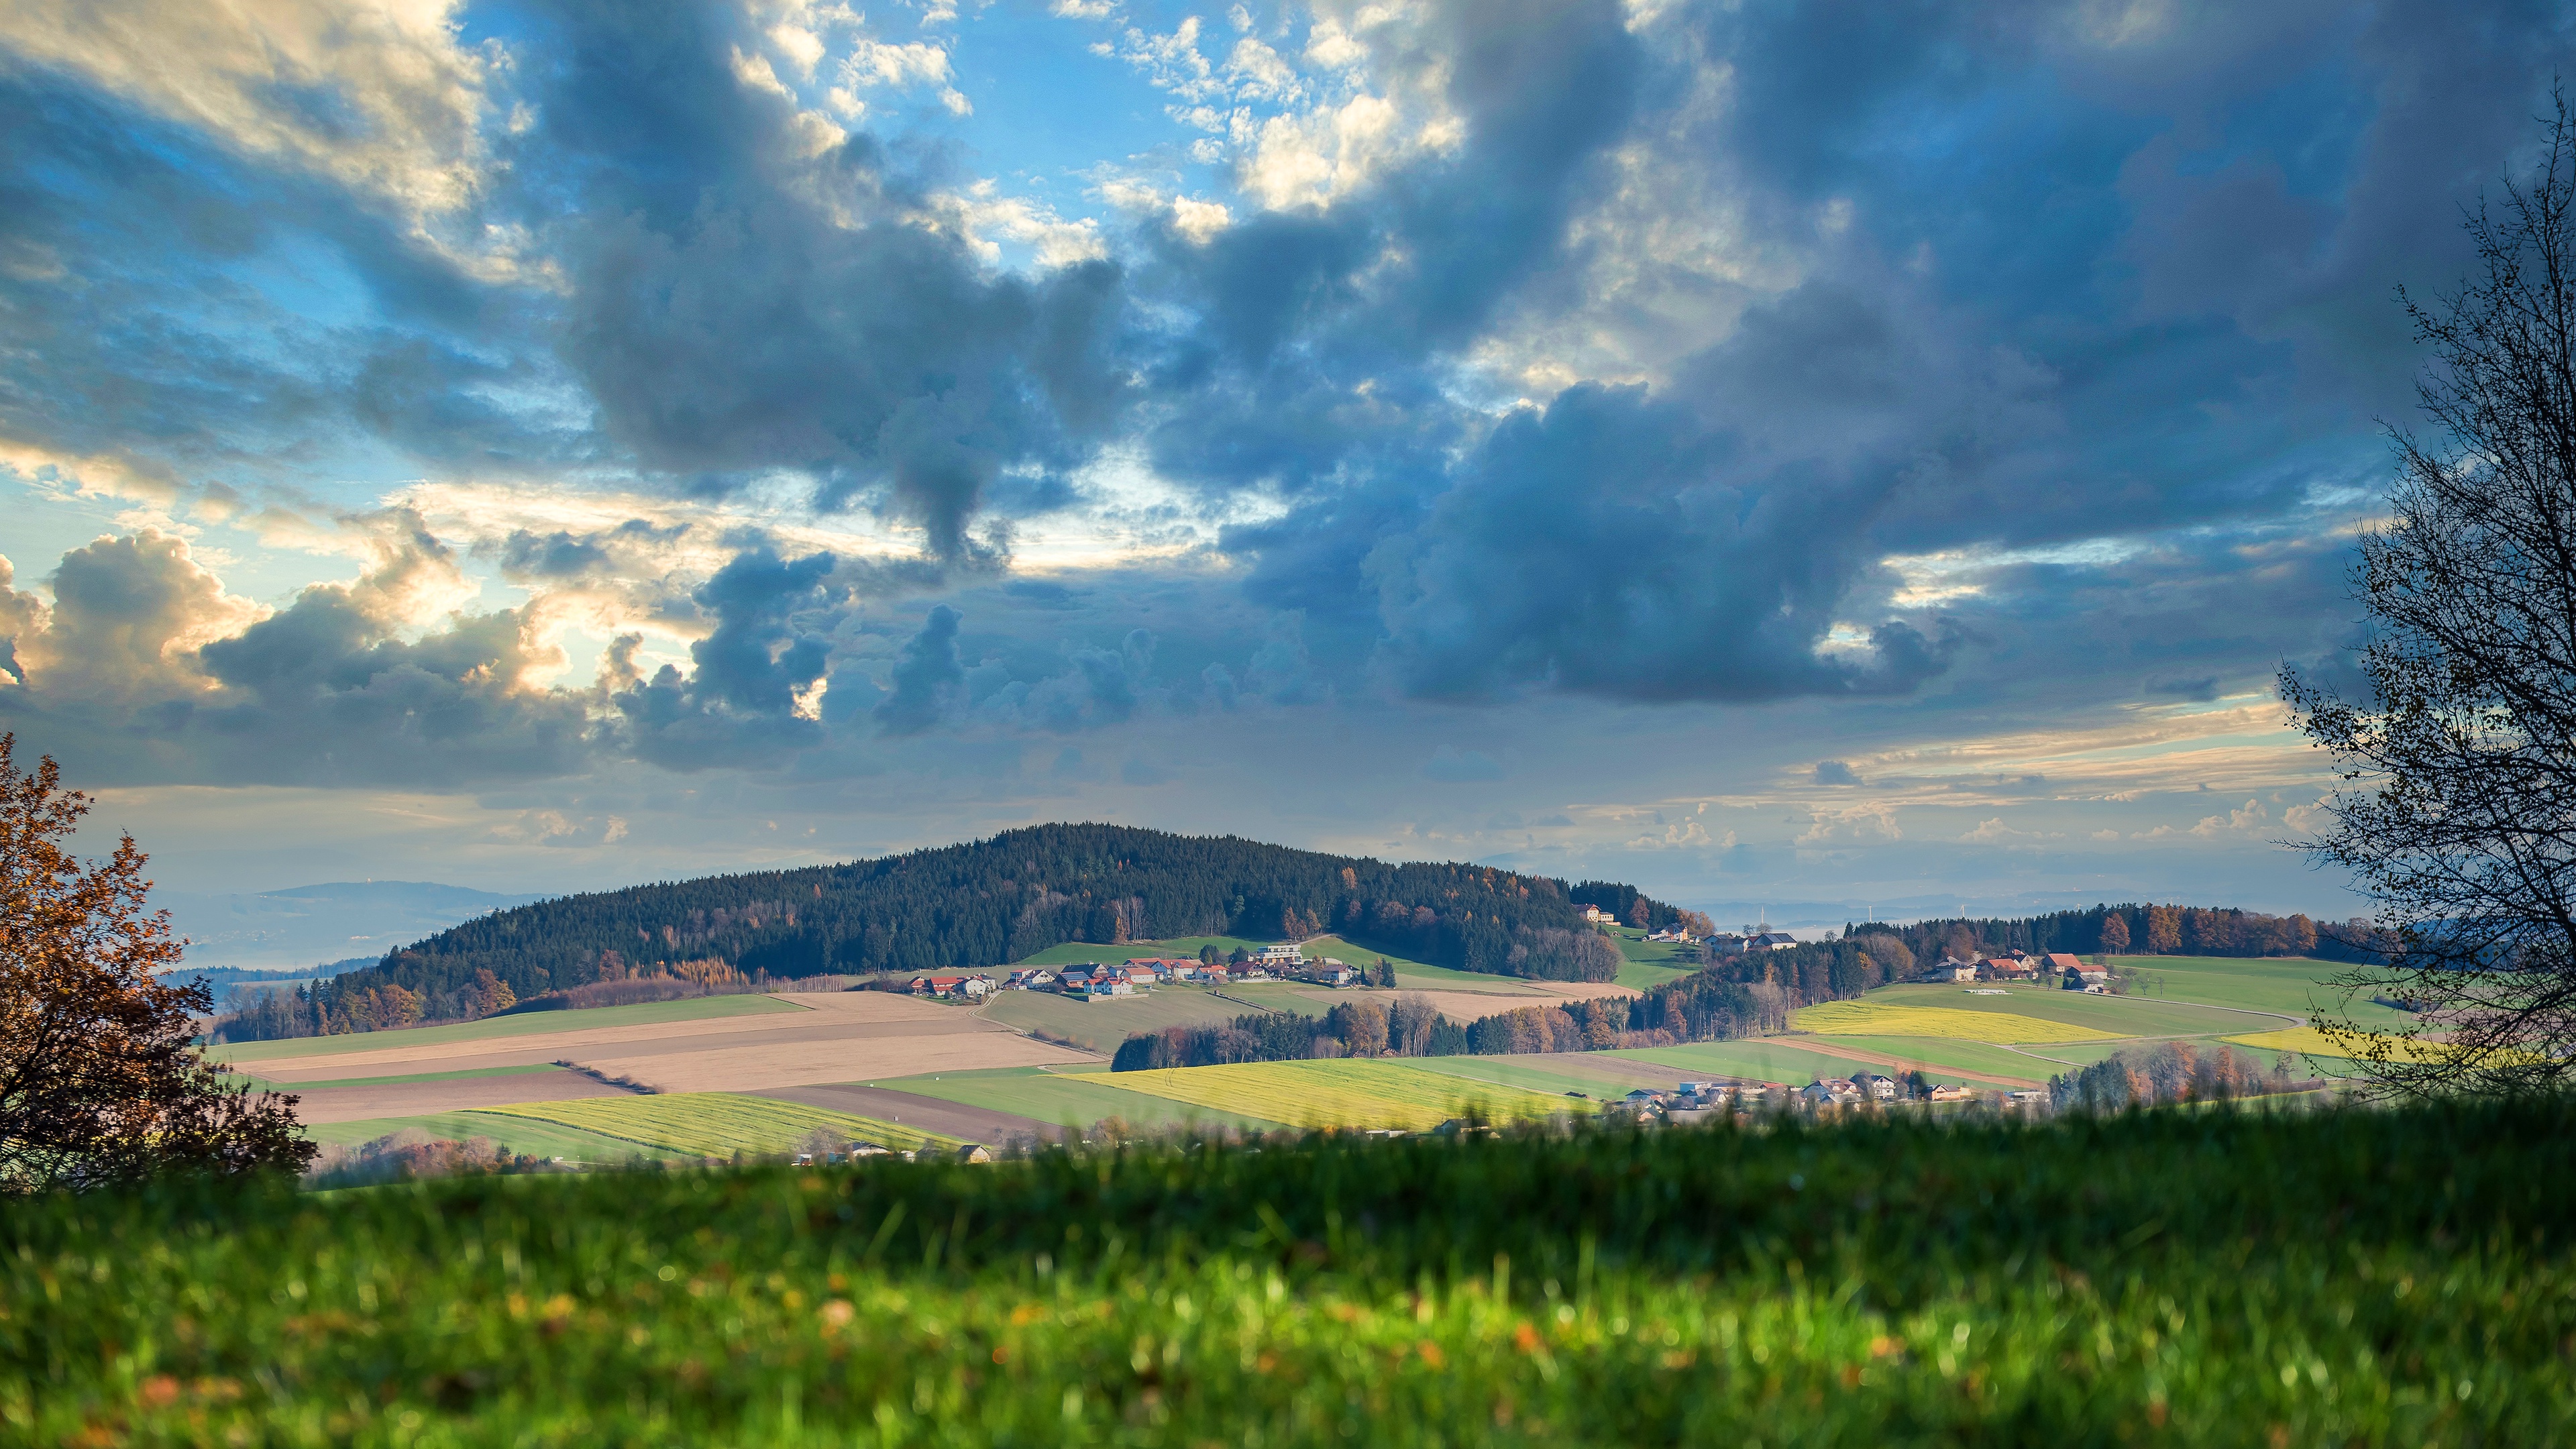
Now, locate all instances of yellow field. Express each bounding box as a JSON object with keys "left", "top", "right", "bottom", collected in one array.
[
  {"left": 2223, "top": 1026, "right": 2465, "bottom": 1064},
  {"left": 470, "top": 1092, "right": 961, "bottom": 1157},
  {"left": 1791, "top": 1002, "right": 2125, "bottom": 1043},
  {"left": 1065, "top": 1059, "right": 1591, "bottom": 1132}
]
